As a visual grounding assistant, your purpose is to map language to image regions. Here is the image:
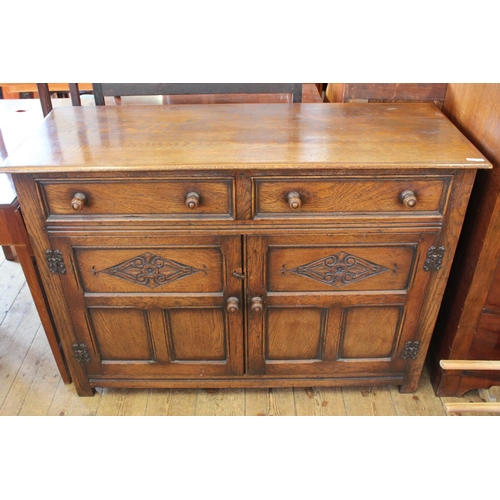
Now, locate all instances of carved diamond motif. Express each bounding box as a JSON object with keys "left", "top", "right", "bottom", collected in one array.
[
  {"left": 100, "top": 252, "right": 205, "bottom": 288},
  {"left": 286, "top": 251, "right": 389, "bottom": 287}
]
